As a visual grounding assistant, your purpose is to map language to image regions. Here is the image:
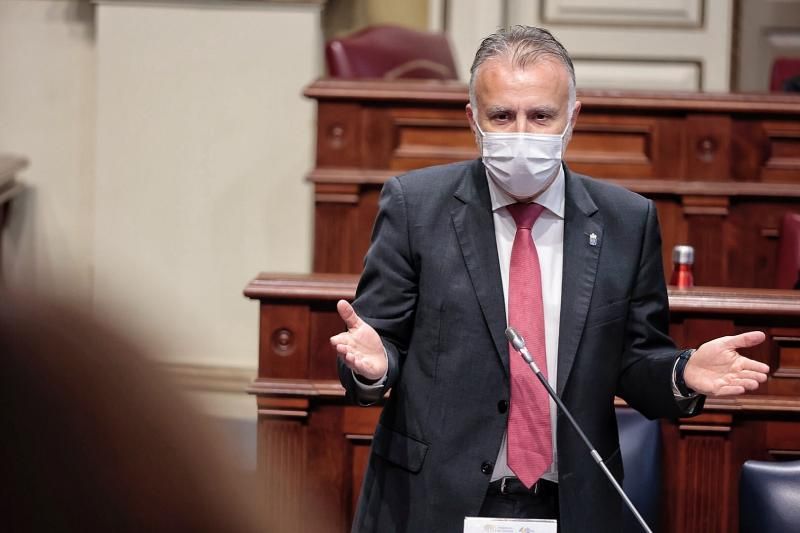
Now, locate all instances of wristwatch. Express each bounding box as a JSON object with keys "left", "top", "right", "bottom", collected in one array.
[{"left": 675, "top": 349, "right": 696, "bottom": 397}]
